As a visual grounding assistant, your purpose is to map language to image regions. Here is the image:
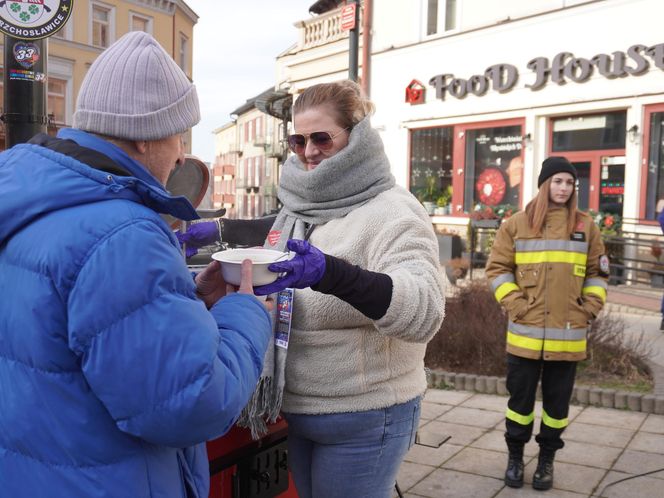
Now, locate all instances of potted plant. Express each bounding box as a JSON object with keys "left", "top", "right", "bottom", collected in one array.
[
  {"left": 650, "top": 240, "right": 664, "bottom": 288},
  {"left": 416, "top": 174, "right": 440, "bottom": 215},
  {"left": 434, "top": 185, "right": 453, "bottom": 215},
  {"left": 445, "top": 257, "right": 470, "bottom": 285},
  {"left": 436, "top": 227, "right": 462, "bottom": 264},
  {"left": 590, "top": 211, "right": 624, "bottom": 284}
]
